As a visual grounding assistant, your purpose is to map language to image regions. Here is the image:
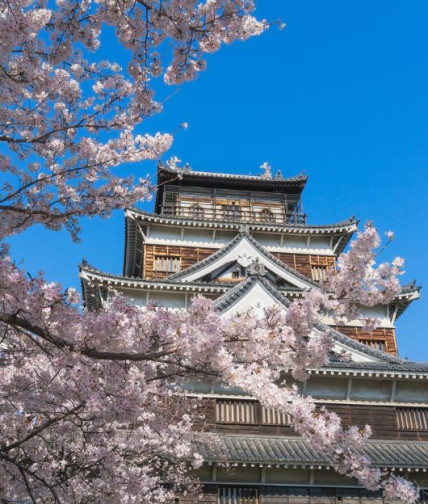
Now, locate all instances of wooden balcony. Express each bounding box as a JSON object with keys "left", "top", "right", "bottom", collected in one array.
[
  {"left": 159, "top": 204, "right": 307, "bottom": 225},
  {"left": 159, "top": 185, "right": 307, "bottom": 225}
]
